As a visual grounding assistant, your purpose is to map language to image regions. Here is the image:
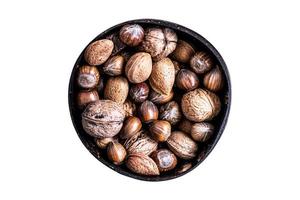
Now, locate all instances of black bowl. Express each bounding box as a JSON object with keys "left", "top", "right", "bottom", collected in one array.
[{"left": 68, "top": 19, "right": 231, "bottom": 181}]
